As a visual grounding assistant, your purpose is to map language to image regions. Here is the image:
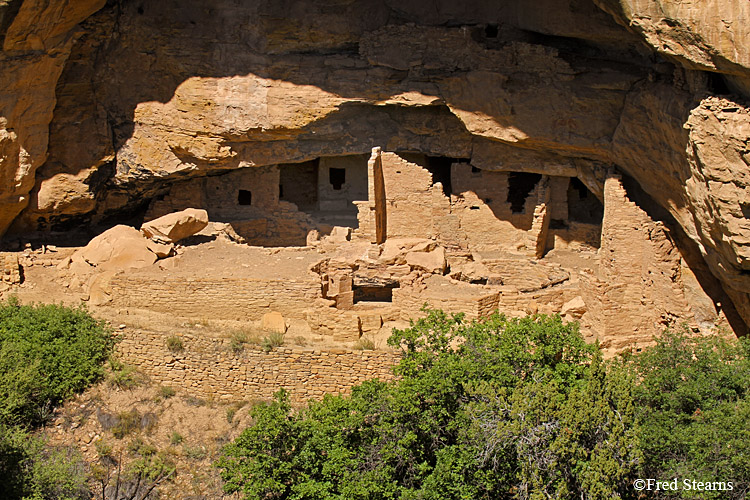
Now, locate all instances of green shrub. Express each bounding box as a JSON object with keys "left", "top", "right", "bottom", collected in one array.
[
  {"left": 218, "top": 311, "right": 637, "bottom": 499},
  {"left": 159, "top": 386, "right": 176, "bottom": 399},
  {"left": 261, "top": 332, "right": 284, "bottom": 352},
  {"left": 216, "top": 311, "right": 750, "bottom": 499},
  {"left": 170, "top": 431, "right": 184, "bottom": 446},
  {"left": 628, "top": 328, "right": 750, "bottom": 499},
  {"left": 107, "top": 358, "right": 145, "bottom": 390},
  {"left": 0, "top": 424, "right": 89, "bottom": 500},
  {"left": 166, "top": 336, "right": 184, "bottom": 353},
  {"left": 0, "top": 298, "right": 115, "bottom": 427}
]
